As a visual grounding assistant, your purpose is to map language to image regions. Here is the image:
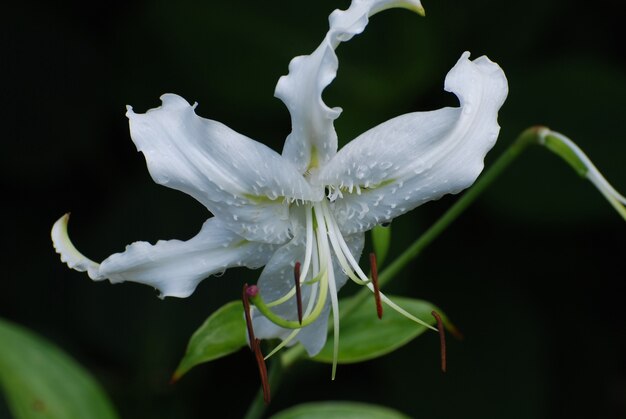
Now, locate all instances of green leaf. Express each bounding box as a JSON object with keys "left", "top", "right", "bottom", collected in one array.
[
  {"left": 270, "top": 401, "right": 410, "bottom": 419},
  {"left": 313, "top": 296, "right": 441, "bottom": 364},
  {"left": 542, "top": 133, "right": 588, "bottom": 177},
  {"left": 371, "top": 224, "right": 391, "bottom": 267},
  {"left": 0, "top": 318, "right": 119, "bottom": 419},
  {"left": 173, "top": 300, "right": 247, "bottom": 380}
]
